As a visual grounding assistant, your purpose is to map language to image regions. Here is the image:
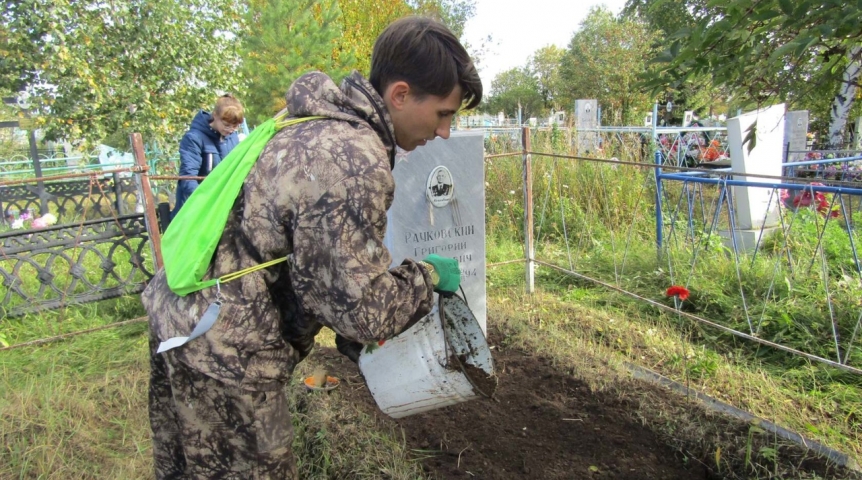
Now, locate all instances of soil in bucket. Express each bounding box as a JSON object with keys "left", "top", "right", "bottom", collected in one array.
[
  {"left": 448, "top": 353, "right": 498, "bottom": 397},
  {"left": 440, "top": 293, "right": 497, "bottom": 397}
]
